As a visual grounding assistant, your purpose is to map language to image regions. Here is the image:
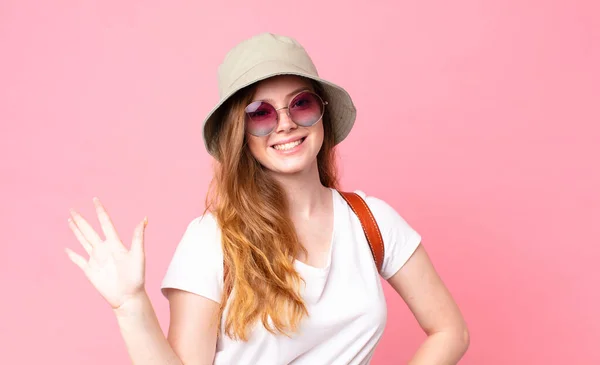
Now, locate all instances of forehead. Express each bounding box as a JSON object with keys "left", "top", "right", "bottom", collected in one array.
[{"left": 252, "top": 75, "right": 313, "bottom": 102}]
